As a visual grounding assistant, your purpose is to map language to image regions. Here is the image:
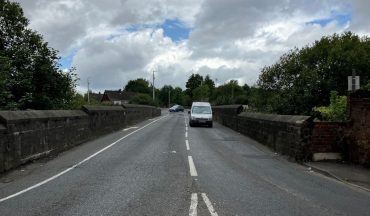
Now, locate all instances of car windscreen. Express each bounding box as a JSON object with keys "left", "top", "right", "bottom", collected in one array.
[{"left": 192, "top": 106, "right": 211, "bottom": 114}]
